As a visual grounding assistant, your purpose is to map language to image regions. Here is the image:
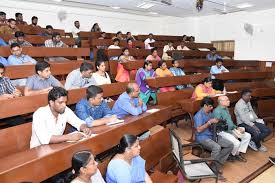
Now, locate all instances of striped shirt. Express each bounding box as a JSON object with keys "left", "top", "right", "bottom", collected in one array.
[{"left": 0, "top": 77, "right": 16, "bottom": 95}]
